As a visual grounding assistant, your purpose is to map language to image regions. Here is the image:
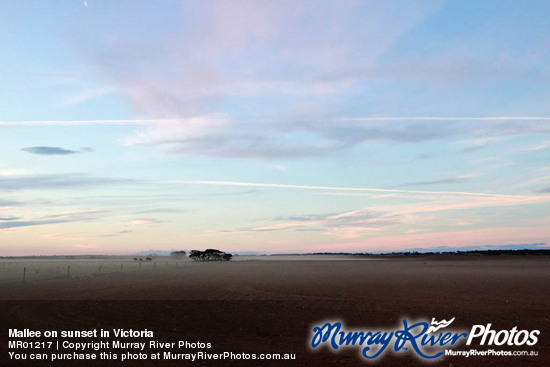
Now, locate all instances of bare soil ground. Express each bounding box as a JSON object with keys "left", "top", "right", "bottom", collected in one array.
[{"left": 0, "top": 255, "right": 548, "bottom": 366}]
